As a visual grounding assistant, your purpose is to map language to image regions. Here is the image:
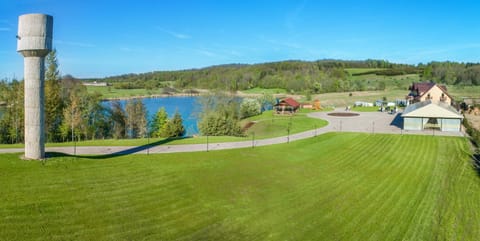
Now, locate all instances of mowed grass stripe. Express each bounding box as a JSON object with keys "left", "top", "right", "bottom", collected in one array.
[
  {"left": 363, "top": 136, "right": 436, "bottom": 240},
  {"left": 318, "top": 135, "right": 420, "bottom": 240},
  {"left": 1, "top": 133, "right": 479, "bottom": 240},
  {"left": 397, "top": 136, "right": 441, "bottom": 240}
]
